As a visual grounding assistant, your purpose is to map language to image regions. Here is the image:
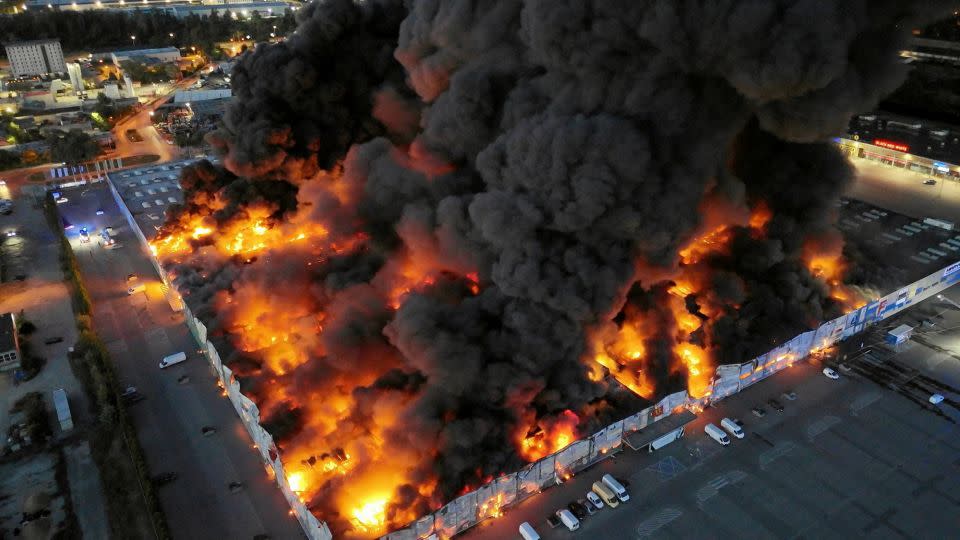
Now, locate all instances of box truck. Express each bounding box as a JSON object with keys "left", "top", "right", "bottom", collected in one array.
[{"left": 601, "top": 474, "right": 630, "bottom": 502}]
